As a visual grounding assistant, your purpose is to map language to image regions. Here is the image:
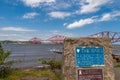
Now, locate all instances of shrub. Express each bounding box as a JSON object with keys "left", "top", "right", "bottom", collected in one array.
[
  {"left": 0, "top": 42, "right": 12, "bottom": 78},
  {"left": 0, "top": 64, "right": 12, "bottom": 78},
  {"left": 38, "top": 58, "right": 62, "bottom": 70}
]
